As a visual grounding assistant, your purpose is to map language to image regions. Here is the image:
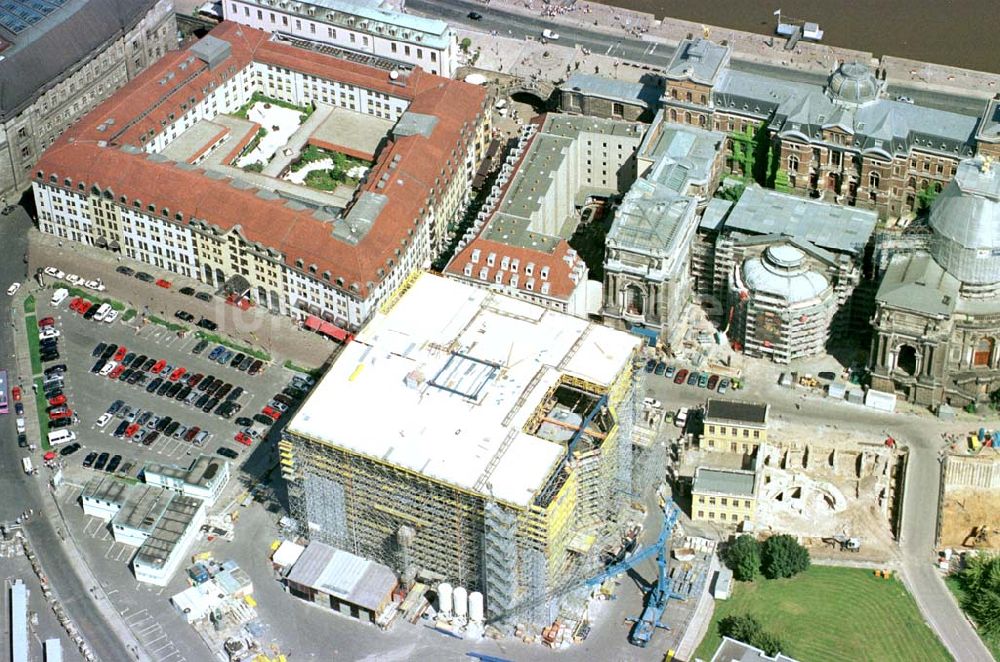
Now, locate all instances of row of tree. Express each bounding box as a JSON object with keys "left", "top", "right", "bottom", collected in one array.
[
  {"left": 954, "top": 553, "right": 1000, "bottom": 641},
  {"left": 723, "top": 534, "right": 811, "bottom": 581}
]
